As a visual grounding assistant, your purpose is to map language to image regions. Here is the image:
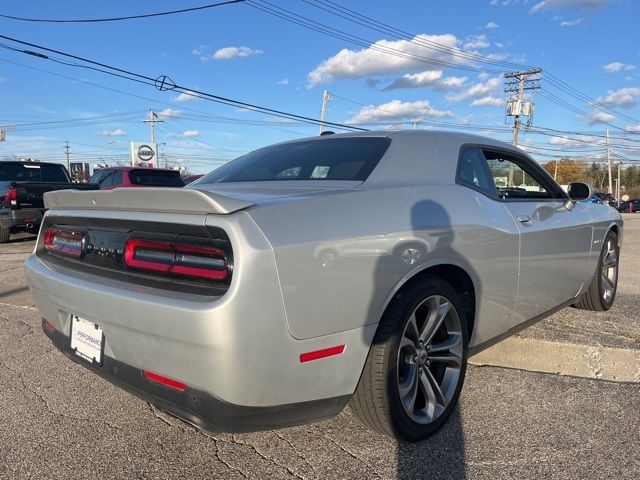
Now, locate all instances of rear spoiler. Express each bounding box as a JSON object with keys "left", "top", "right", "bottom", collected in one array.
[{"left": 43, "top": 187, "right": 254, "bottom": 215}]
